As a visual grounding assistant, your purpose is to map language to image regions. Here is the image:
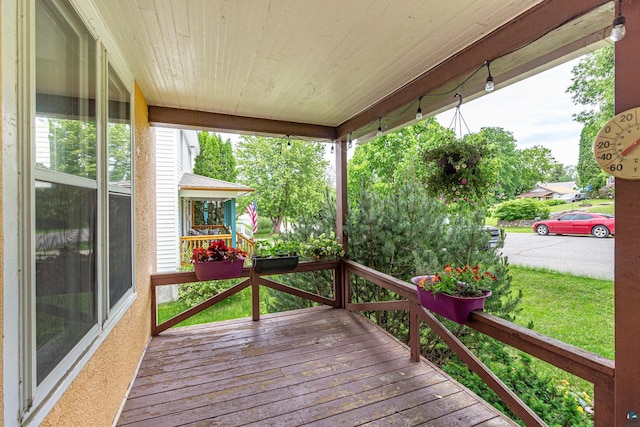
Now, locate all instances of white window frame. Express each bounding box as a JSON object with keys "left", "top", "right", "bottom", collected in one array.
[{"left": 15, "top": 0, "right": 137, "bottom": 424}]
